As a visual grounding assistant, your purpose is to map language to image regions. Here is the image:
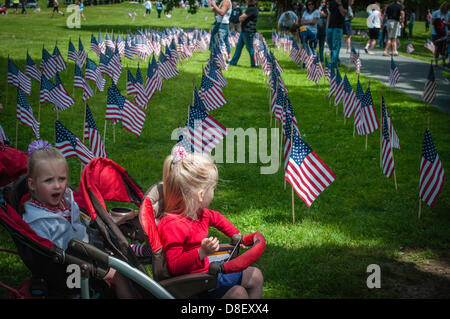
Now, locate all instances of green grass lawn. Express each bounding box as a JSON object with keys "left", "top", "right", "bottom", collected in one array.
[{"left": 0, "top": 5, "right": 449, "bottom": 299}]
